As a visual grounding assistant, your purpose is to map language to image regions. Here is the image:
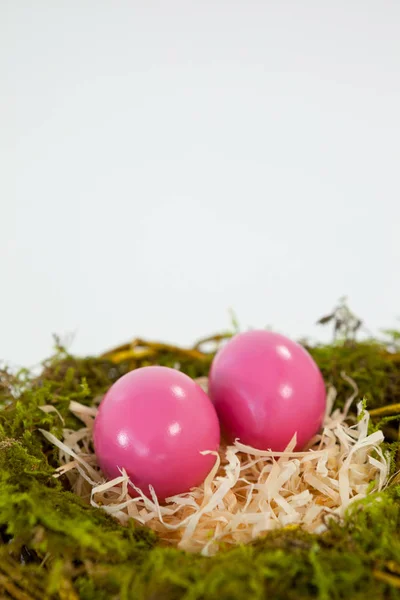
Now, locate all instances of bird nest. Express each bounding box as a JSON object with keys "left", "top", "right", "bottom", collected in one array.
[
  {"left": 42, "top": 381, "right": 390, "bottom": 557},
  {"left": 1, "top": 309, "right": 400, "bottom": 599}
]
